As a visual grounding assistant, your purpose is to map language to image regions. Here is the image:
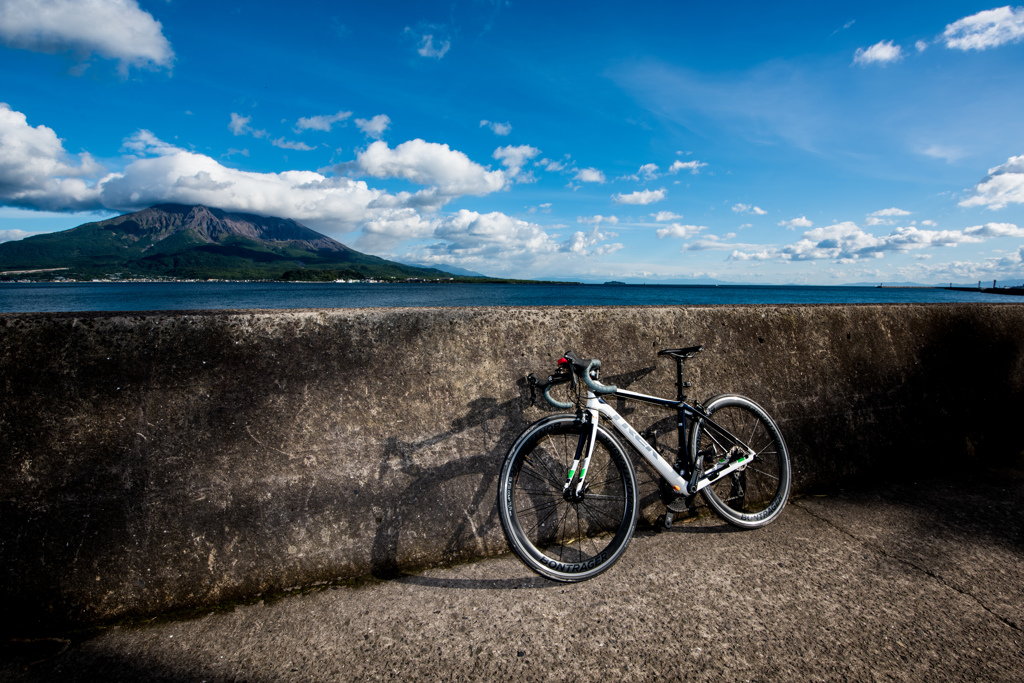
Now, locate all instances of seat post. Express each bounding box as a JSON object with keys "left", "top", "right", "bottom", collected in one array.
[{"left": 675, "top": 358, "right": 687, "bottom": 402}]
